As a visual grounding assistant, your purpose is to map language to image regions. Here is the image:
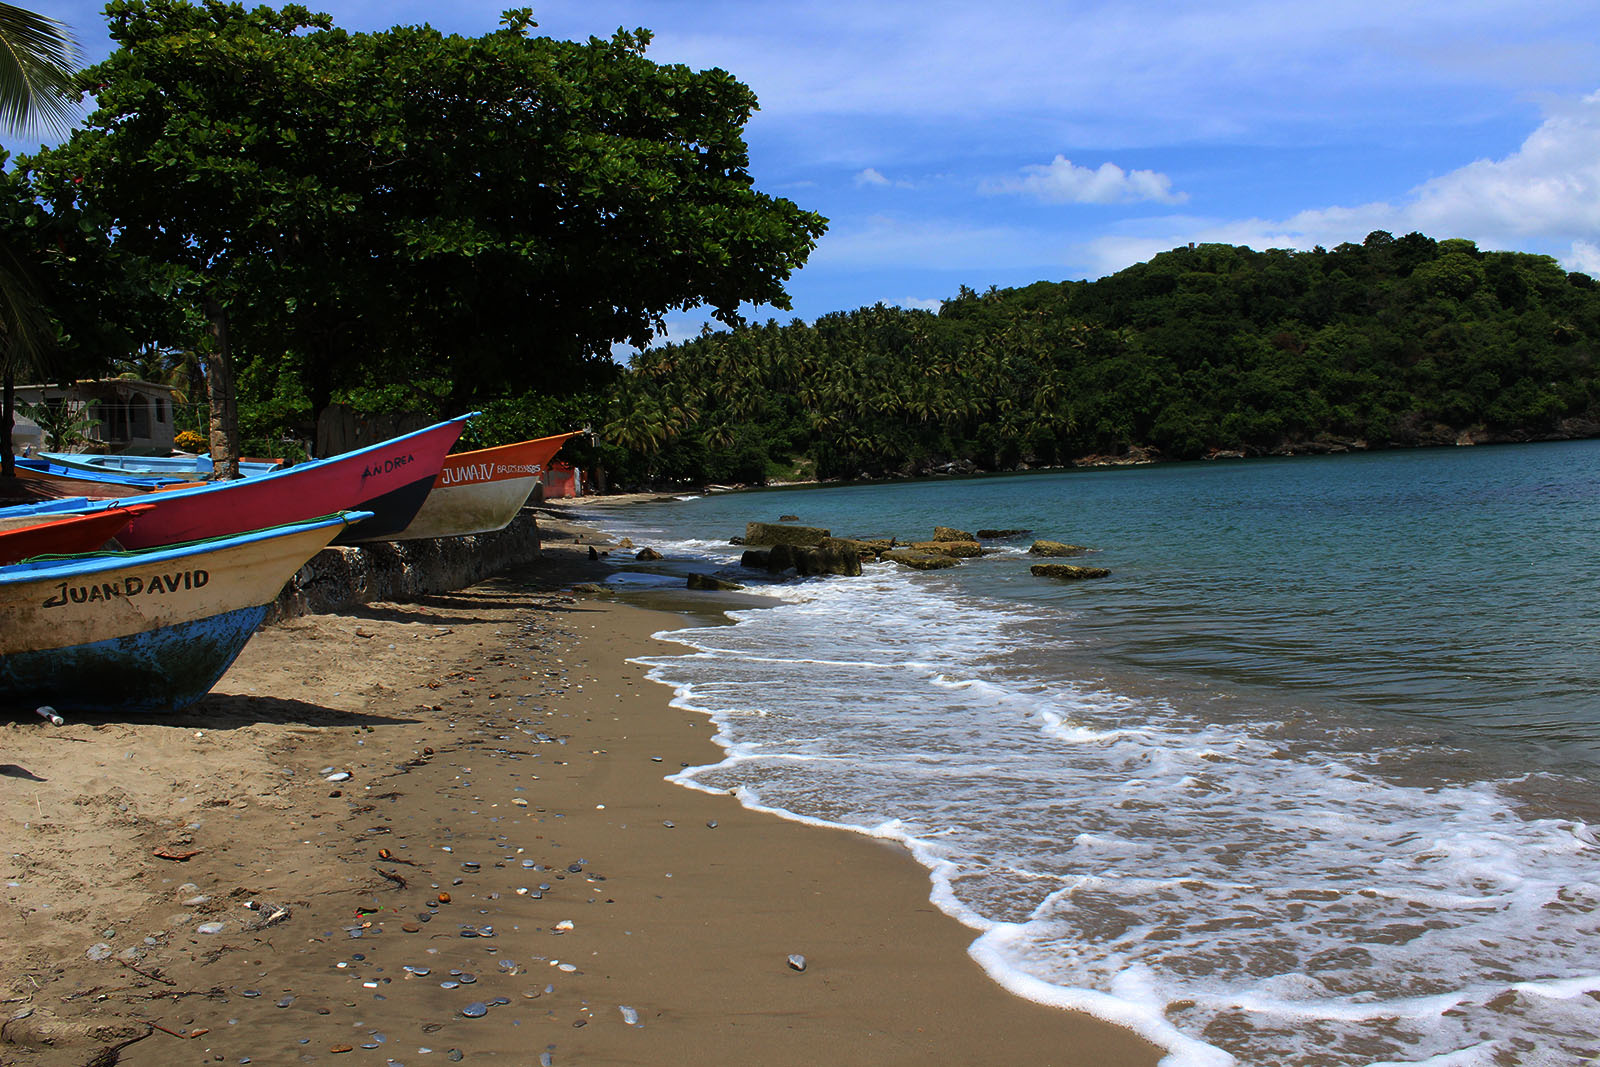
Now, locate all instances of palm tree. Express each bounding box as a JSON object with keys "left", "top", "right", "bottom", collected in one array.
[
  {"left": 0, "top": 3, "right": 81, "bottom": 138},
  {"left": 0, "top": 4, "right": 79, "bottom": 479}
]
